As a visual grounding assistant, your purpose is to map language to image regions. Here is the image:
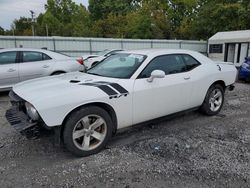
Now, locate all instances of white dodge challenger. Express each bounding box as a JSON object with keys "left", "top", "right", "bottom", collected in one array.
[{"left": 5, "top": 49, "right": 237, "bottom": 156}]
